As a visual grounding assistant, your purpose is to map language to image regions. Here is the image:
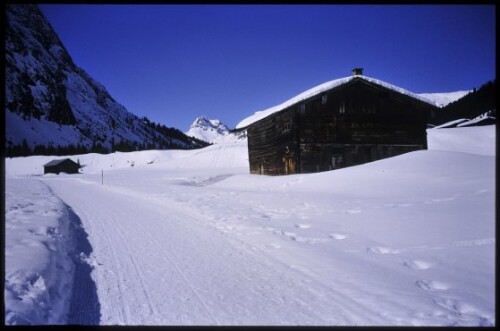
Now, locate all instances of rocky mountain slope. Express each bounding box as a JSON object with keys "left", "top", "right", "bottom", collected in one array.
[{"left": 5, "top": 4, "right": 208, "bottom": 156}]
